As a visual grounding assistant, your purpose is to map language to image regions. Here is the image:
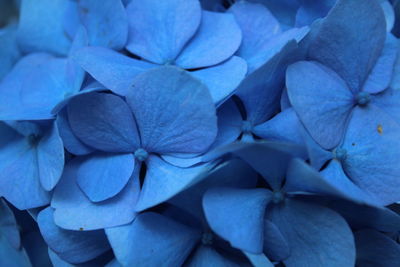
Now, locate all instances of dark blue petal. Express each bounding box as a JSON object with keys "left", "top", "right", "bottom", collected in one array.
[
  {"left": 126, "top": 66, "right": 217, "bottom": 154},
  {"left": 51, "top": 158, "right": 140, "bottom": 230},
  {"left": 78, "top": 0, "right": 128, "bottom": 50},
  {"left": 342, "top": 105, "right": 400, "bottom": 205},
  {"left": 68, "top": 92, "right": 140, "bottom": 152},
  {"left": 355, "top": 229, "right": 400, "bottom": 267},
  {"left": 203, "top": 187, "right": 272, "bottom": 253},
  {"left": 135, "top": 155, "right": 214, "bottom": 211},
  {"left": 308, "top": 0, "right": 386, "bottom": 92},
  {"left": 72, "top": 47, "right": 155, "bottom": 95},
  {"left": 237, "top": 41, "right": 298, "bottom": 125},
  {"left": 169, "top": 159, "right": 258, "bottom": 221},
  {"left": 270, "top": 199, "right": 355, "bottom": 267},
  {"left": 0, "top": 199, "right": 20, "bottom": 249},
  {"left": 17, "top": 0, "right": 72, "bottom": 55},
  {"left": 106, "top": 212, "right": 201, "bottom": 267},
  {"left": 126, "top": 0, "right": 201, "bottom": 64},
  {"left": 286, "top": 159, "right": 382, "bottom": 206},
  {"left": 191, "top": 56, "right": 247, "bottom": 104},
  {"left": 286, "top": 61, "right": 354, "bottom": 149},
  {"left": 186, "top": 246, "right": 240, "bottom": 267},
  {"left": 0, "top": 234, "right": 31, "bottom": 267},
  {"left": 38, "top": 207, "right": 110, "bottom": 264},
  {"left": 263, "top": 220, "right": 290, "bottom": 261},
  {"left": 77, "top": 152, "right": 135, "bottom": 202},
  {"left": 363, "top": 34, "right": 398, "bottom": 94},
  {"left": 175, "top": 11, "right": 241, "bottom": 69}
]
